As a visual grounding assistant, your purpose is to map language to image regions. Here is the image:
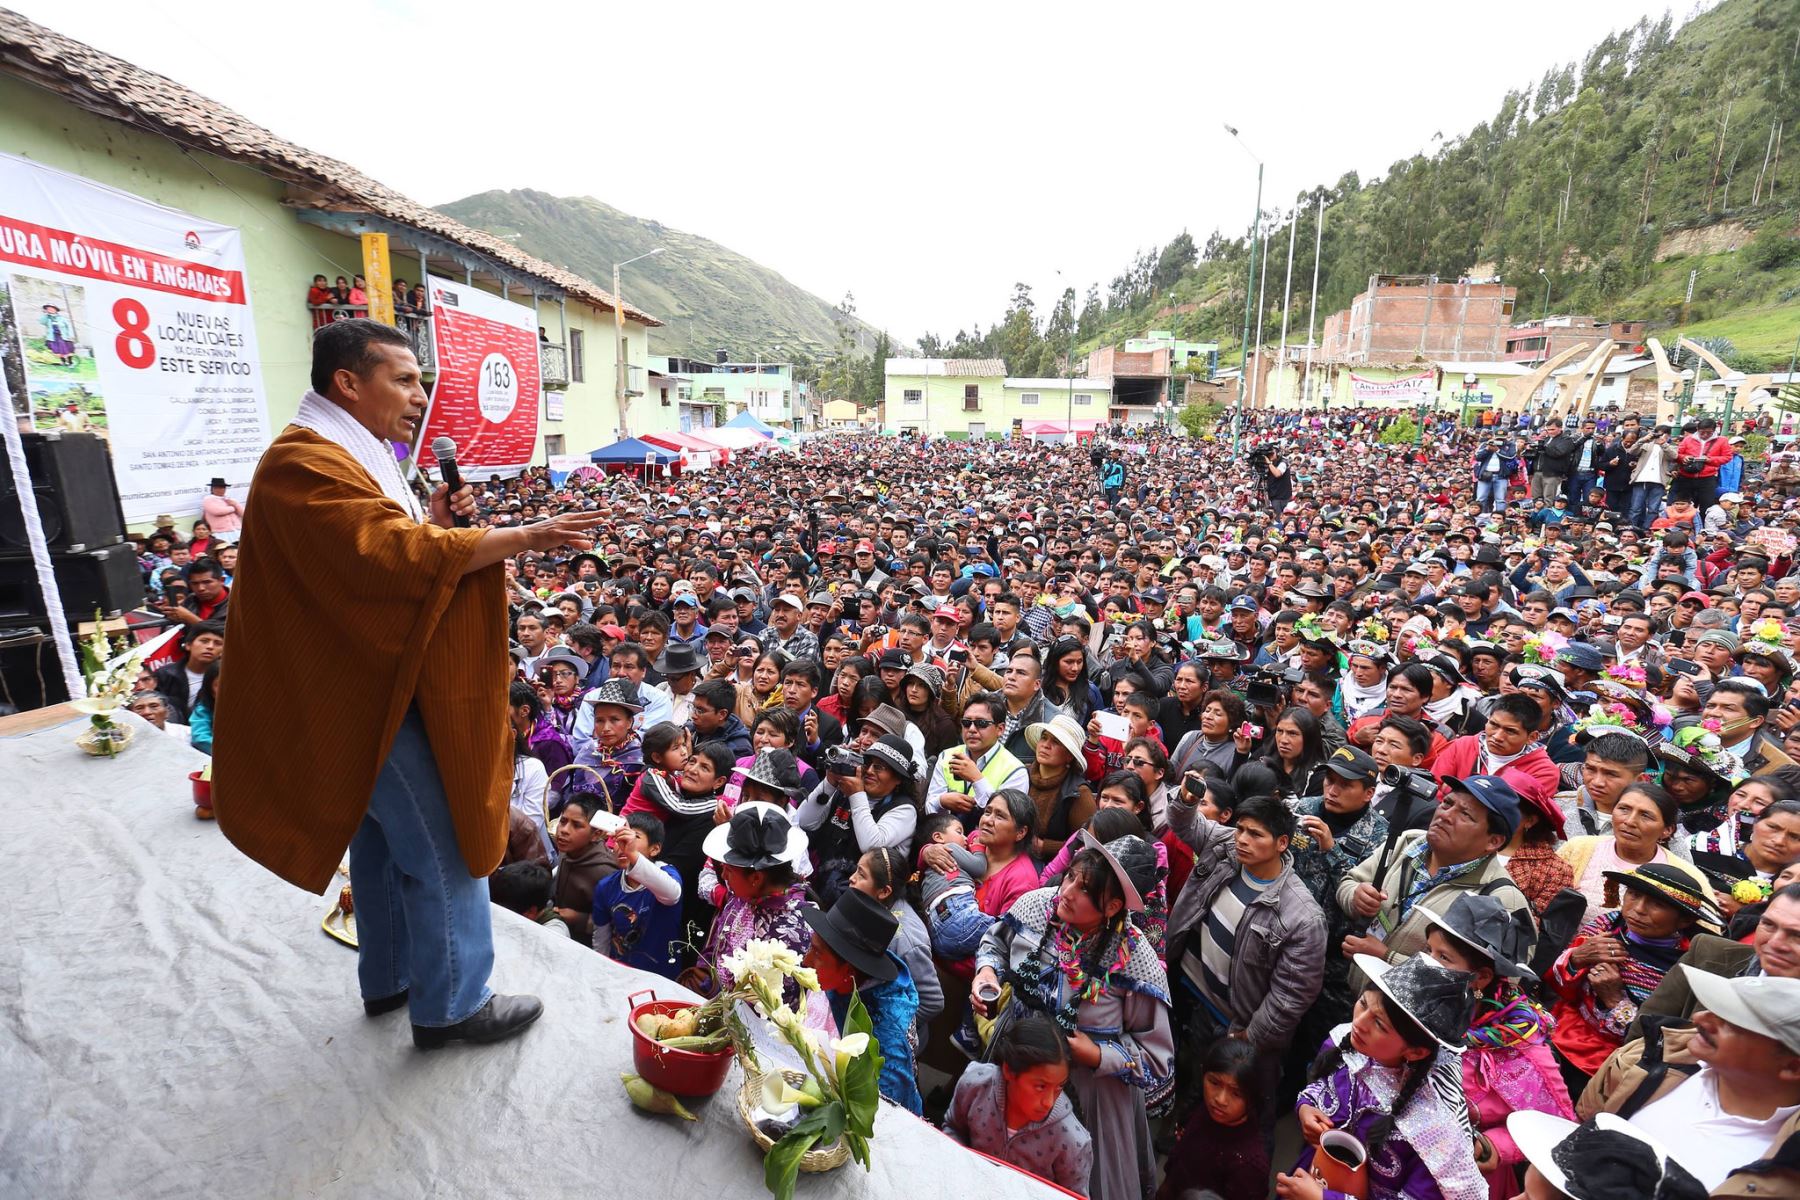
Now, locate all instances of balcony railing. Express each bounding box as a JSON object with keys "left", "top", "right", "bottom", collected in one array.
[
  {"left": 310, "top": 304, "right": 435, "bottom": 372},
  {"left": 540, "top": 342, "right": 569, "bottom": 390}
]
